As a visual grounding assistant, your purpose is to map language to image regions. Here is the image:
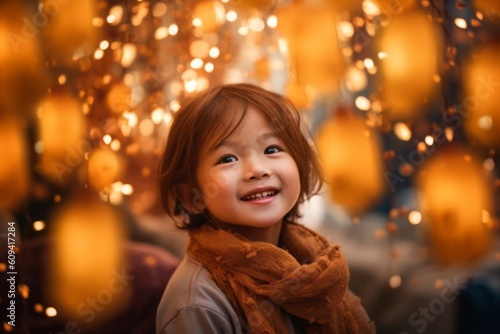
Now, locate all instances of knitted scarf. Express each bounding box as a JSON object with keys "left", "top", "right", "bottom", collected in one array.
[{"left": 187, "top": 222, "right": 375, "bottom": 334}]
